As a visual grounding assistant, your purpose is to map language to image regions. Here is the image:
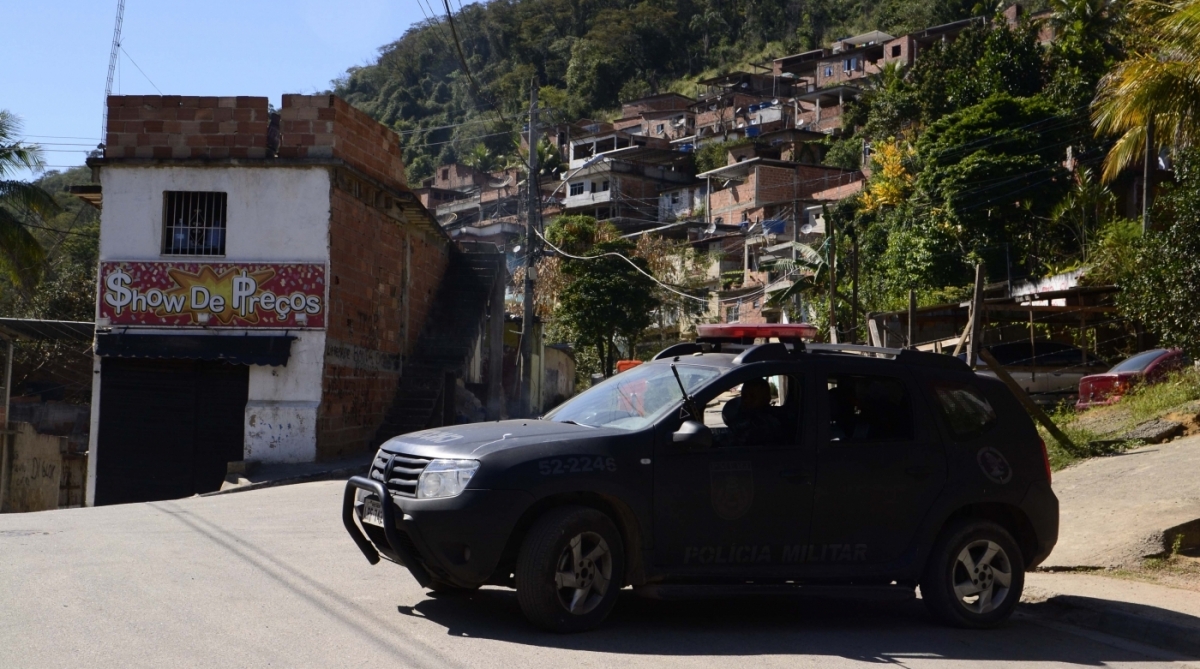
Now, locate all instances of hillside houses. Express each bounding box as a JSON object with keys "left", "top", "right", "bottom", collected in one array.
[{"left": 420, "top": 4, "right": 1056, "bottom": 330}]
